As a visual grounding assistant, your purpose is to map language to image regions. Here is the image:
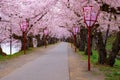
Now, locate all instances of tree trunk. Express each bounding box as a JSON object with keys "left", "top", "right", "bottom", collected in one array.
[
  {"left": 21, "top": 38, "right": 24, "bottom": 50},
  {"left": 27, "top": 32, "right": 34, "bottom": 48},
  {"left": 76, "top": 35, "right": 80, "bottom": 48},
  {"left": 35, "top": 34, "right": 42, "bottom": 47},
  {"left": 79, "top": 27, "right": 87, "bottom": 51},
  {"left": 104, "top": 25, "right": 110, "bottom": 46},
  {"left": 27, "top": 36, "right": 33, "bottom": 47},
  {"left": 95, "top": 31, "right": 107, "bottom": 64},
  {"left": 107, "top": 31, "right": 120, "bottom": 66},
  {"left": 0, "top": 46, "right": 6, "bottom": 56},
  {"left": 12, "top": 33, "right": 24, "bottom": 51}
]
